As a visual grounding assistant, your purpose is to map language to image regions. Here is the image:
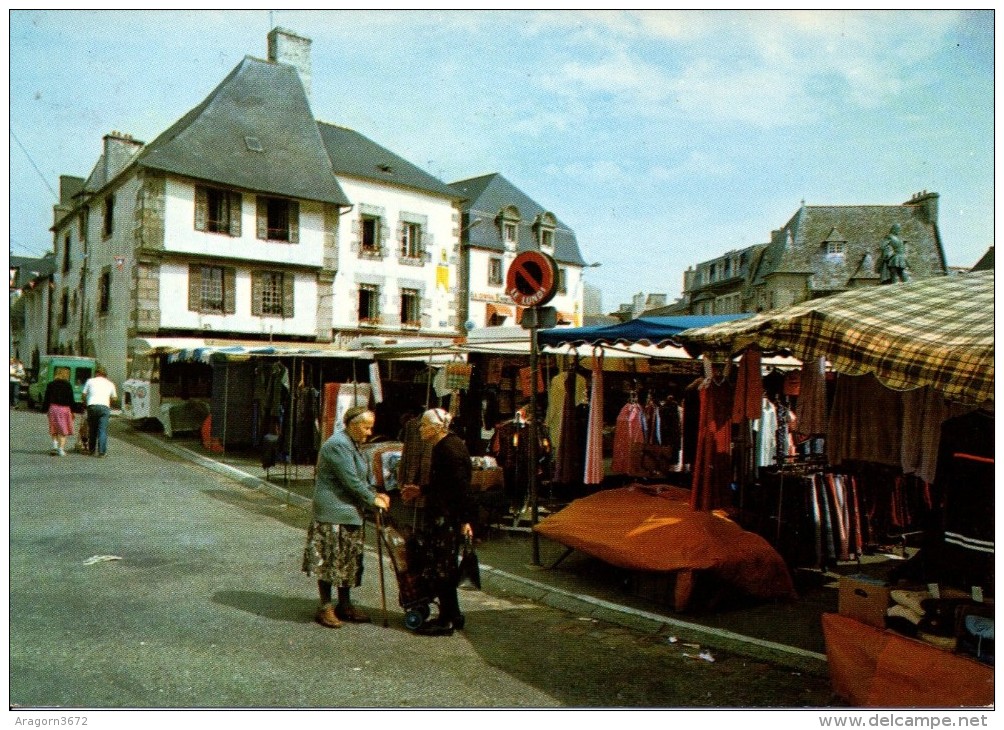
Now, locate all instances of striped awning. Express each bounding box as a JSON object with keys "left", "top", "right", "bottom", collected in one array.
[{"left": 675, "top": 271, "right": 994, "bottom": 405}]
